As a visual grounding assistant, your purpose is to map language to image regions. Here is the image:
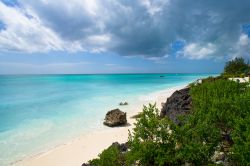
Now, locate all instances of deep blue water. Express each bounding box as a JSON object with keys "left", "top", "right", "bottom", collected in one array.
[{"left": 0, "top": 74, "right": 215, "bottom": 165}]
